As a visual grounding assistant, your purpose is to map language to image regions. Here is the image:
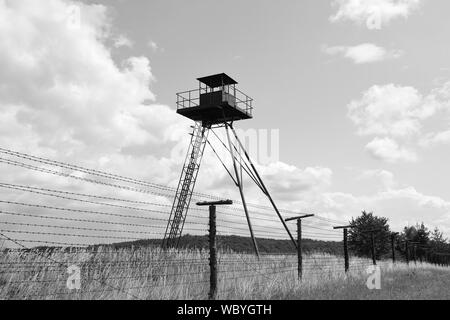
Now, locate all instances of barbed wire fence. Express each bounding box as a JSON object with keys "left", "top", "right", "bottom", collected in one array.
[{"left": 0, "top": 147, "right": 449, "bottom": 300}]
